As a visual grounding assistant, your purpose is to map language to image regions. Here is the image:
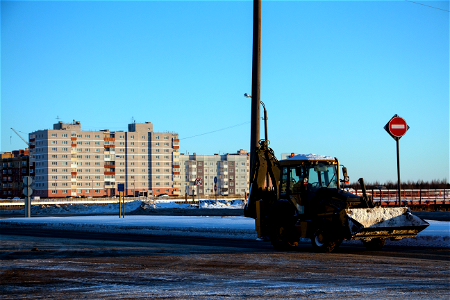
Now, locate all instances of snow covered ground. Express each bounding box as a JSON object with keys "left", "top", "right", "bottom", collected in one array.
[
  {"left": 1, "top": 199, "right": 448, "bottom": 248},
  {"left": 0, "top": 199, "right": 244, "bottom": 215}
]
